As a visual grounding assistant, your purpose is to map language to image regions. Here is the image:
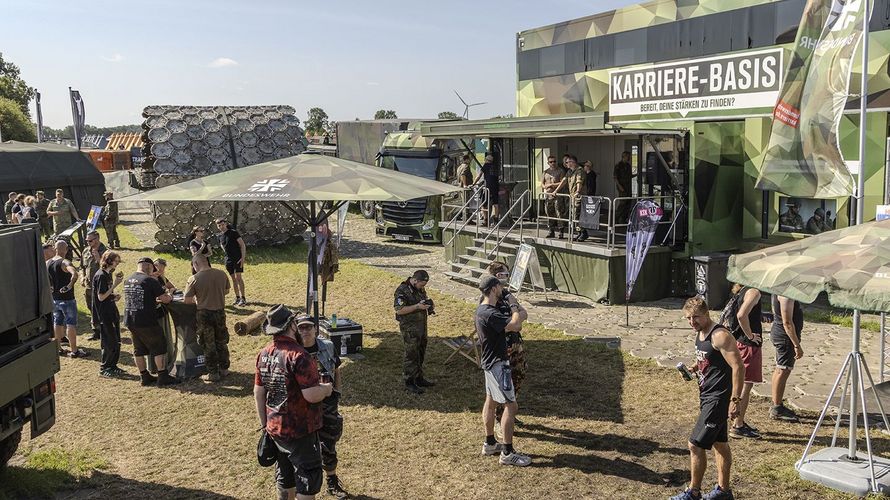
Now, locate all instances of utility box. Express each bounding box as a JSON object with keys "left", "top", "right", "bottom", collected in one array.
[
  {"left": 691, "top": 253, "right": 731, "bottom": 310},
  {"left": 320, "top": 317, "right": 363, "bottom": 356}
]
